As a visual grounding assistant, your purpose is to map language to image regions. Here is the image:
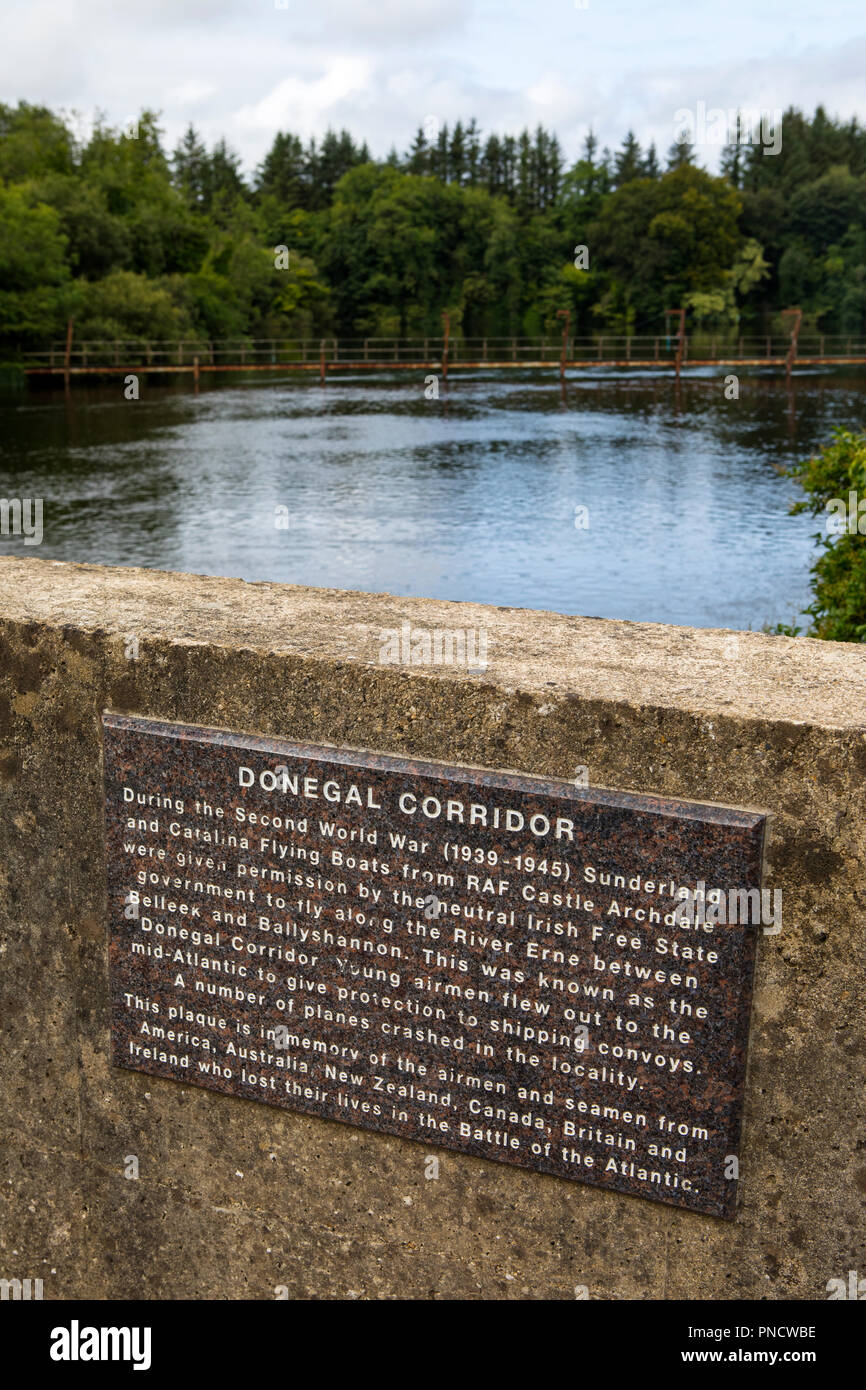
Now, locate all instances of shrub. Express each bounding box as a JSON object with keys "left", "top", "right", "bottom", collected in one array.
[{"left": 788, "top": 427, "right": 866, "bottom": 641}]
